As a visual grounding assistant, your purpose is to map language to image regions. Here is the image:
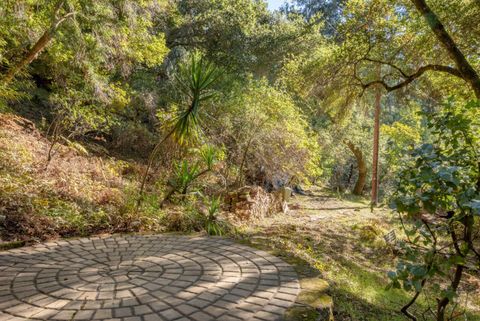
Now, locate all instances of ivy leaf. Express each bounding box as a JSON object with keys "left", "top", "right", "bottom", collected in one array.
[
  {"left": 410, "top": 265, "right": 426, "bottom": 277},
  {"left": 437, "top": 167, "right": 459, "bottom": 185},
  {"left": 448, "top": 255, "right": 466, "bottom": 266},
  {"left": 441, "top": 288, "right": 457, "bottom": 301}
]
